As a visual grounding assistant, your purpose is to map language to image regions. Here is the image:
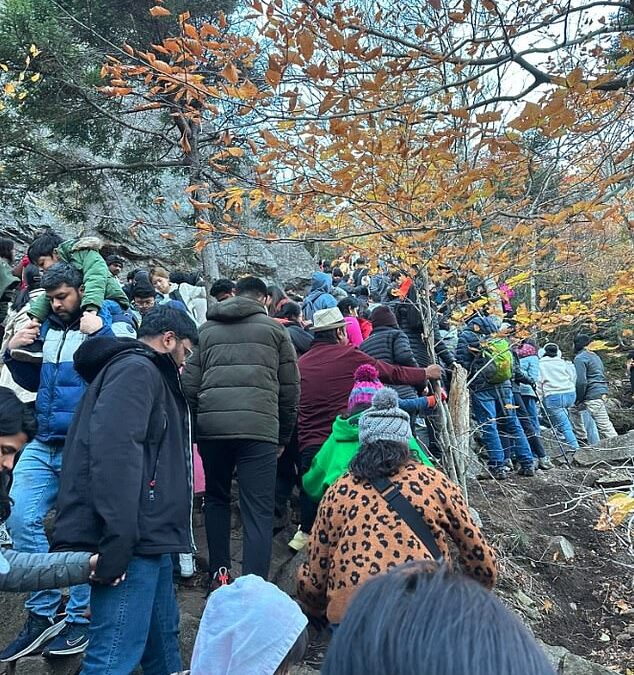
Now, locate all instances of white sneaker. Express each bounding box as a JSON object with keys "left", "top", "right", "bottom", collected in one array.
[
  {"left": 288, "top": 526, "right": 310, "bottom": 552},
  {"left": 178, "top": 553, "right": 195, "bottom": 578},
  {"left": 538, "top": 456, "right": 554, "bottom": 470}
]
